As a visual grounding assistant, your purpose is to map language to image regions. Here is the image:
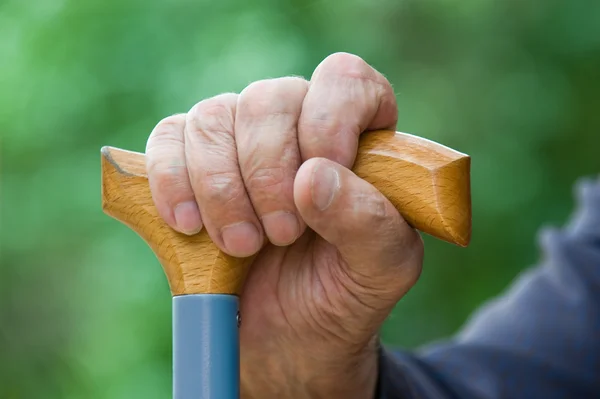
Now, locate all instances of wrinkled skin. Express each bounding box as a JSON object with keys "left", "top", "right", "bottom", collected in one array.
[{"left": 145, "top": 52, "right": 424, "bottom": 398}]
